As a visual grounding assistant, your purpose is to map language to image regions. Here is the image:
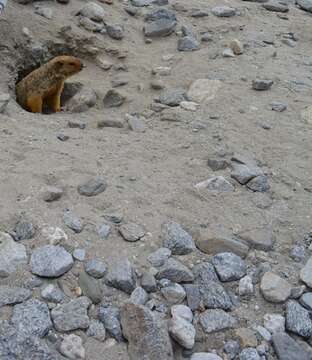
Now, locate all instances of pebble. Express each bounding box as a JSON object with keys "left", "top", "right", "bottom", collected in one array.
[
  {"left": 271, "top": 101, "right": 287, "bottom": 112},
  {"left": 212, "top": 252, "right": 247, "bottom": 281},
  {"left": 79, "top": 16, "right": 105, "bottom": 32},
  {"left": 195, "top": 176, "right": 234, "bottom": 192},
  {"left": 130, "top": 286, "right": 149, "bottom": 305},
  {"left": 187, "top": 79, "right": 222, "bottom": 103},
  {"left": 272, "top": 332, "right": 310, "bottom": 360},
  {"left": 0, "top": 232, "right": 27, "bottom": 277},
  {"left": 239, "top": 275, "right": 254, "bottom": 297},
  {"left": 300, "top": 292, "right": 312, "bottom": 310},
  {"left": 230, "top": 39, "right": 244, "bottom": 55},
  {"left": 98, "top": 224, "right": 111, "bottom": 239},
  {"left": 231, "top": 163, "right": 262, "bottom": 185},
  {"left": 78, "top": 271, "right": 102, "bottom": 304},
  {"left": 51, "top": 296, "right": 91, "bottom": 332},
  {"left": 105, "top": 258, "right": 137, "bottom": 294},
  {"left": 168, "top": 315, "right": 196, "bottom": 349},
  {"left": 263, "top": 313, "right": 285, "bottom": 334},
  {"left": 193, "top": 262, "right": 218, "bottom": 284},
  {"left": 42, "top": 226, "right": 68, "bottom": 245},
  {"left": 97, "top": 118, "right": 125, "bottom": 128},
  {"left": 41, "top": 186, "right": 63, "bottom": 202},
  {"left": 180, "top": 101, "right": 199, "bottom": 111},
  {"left": 119, "top": 222, "right": 146, "bottom": 242},
  {"left": 63, "top": 209, "right": 83, "bottom": 233},
  {"left": 252, "top": 79, "right": 274, "bottom": 91},
  {"left": 224, "top": 340, "right": 240, "bottom": 360},
  {"left": 200, "top": 281, "right": 233, "bottom": 310},
  {"left": 106, "top": 24, "right": 124, "bottom": 40},
  {"left": 190, "top": 9, "right": 209, "bottom": 17},
  {"left": 211, "top": 6, "right": 236, "bottom": 17},
  {"left": 78, "top": 177, "right": 107, "bottom": 196},
  {"left": 73, "top": 248, "right": 86, "bottom": 261},
  {"left": 85, "top": 259, "right": 107, "bottom": 278},
  {"left": 145, "top": 8, "right": 176, "bottom": 22},
  {"left": 178, "top": 36, "right": 200, "bottom": 51},
  {"left": 86, "top": 319, "right": 106, "bottom": 341},
  {"left": 290, "top": 245, "right": 305, "bottom": 262},
  {"left": 161, "top": 282, "right": 186, "bottom": 303},
  {"left": 141, "top": 271, "right": 157, "bottom": 292},
  {"left": 144, "top": 18, "right": 177, "bottom": 37},
  {"left": 200, "top": 309, "right": 237, "bottom": 333},
  {"left": 207, "top": 159, "right": 228, "bottom": 172},
  {"left": 239, "top": 348, "right": 260, "bottom": 360},
  {"left": 300, "top": 256, "right": 312, "bottom": 287},
  {"left": 30, "top": 245, "right": 73, "bottom": 278},
  {"left": 191, "top": 354, "right": 222, "bottom": 360},
  {"left": 151, "top": 79, "right": 165, "bottom": 90},
  {"left": 79, "top": 2, "right": 105, "bottom": 22},
  {"left": 103, "top": 89, "right": 126, "bottom": 107},
  {"left": 184, "top": 284, "right": 201, "bottom": 310},
  {"left": 126, "top": 114, "right": 146, "bottom": 132},
  {"left": 41, "top": 284, "right": 64, "bottom": 303},
  {"left": 65, "top": 87, "right": 97, "bottom": 112},
  {"left": 161, "top": 221, "right": 195, "bottom": 255},
  {"left": 296, "top": 0, "right": 312, "bottom": 12},
  {"left": 246, "top": 175, "right": 270, "bottom": 192},
  {"left": 171, "top": 305, "right": 193, "bottom": 322},
  {"left": 260, "top": 272, "right": 291, "bottom": 303},
  {"left": 60, "top": 334, "right": 85, "bottom": 359},
  {"left": 0, "top": 285, "right": 31, "bottom": 307},
  {"left": 286, "top": 300, "right": 312, "bottom": 338},
  {"left": 262, "top": 0, "right": 289, "bottom": 12},
  {"left": 147, "top": 247, "right": 171, "bottom": 267},
  {"left": 222, "top": 48, "right": 235, "bottom": 58},
  {"left": 160, "top": 108, "right": 184, "bottom": 122},
  {"left": 13, "top": 221, "right": 35, "bottom": 241},
  {"left": 159, "top": 88, "right": 186, "bottom": 106},
  {"left": 255, "top": 325, "right": 272, "bottom": 341},
  {"left": 156, "top": 258, "right": 194, "bottom": 283},
  {"left": 99, "top": 305, "right": 123, "bottom": 342}
]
